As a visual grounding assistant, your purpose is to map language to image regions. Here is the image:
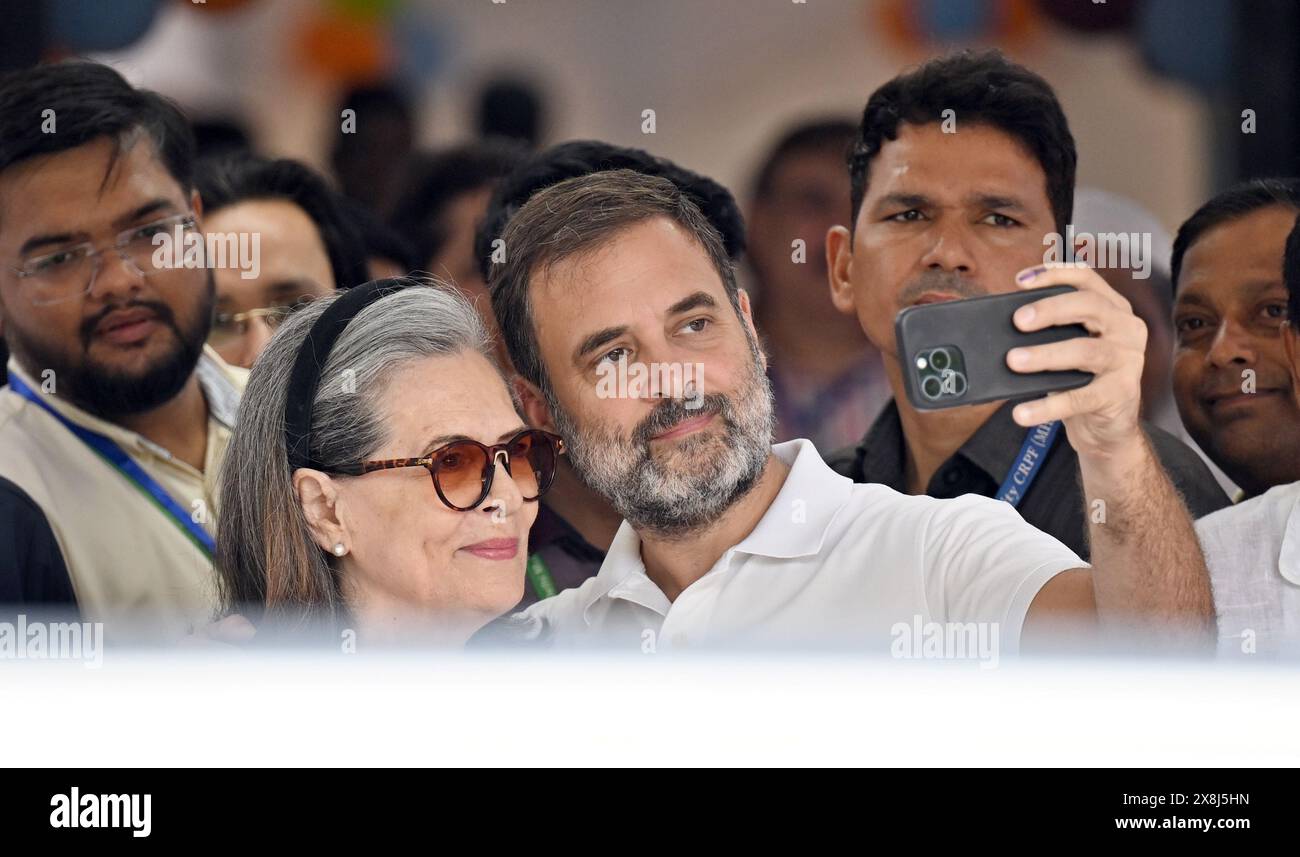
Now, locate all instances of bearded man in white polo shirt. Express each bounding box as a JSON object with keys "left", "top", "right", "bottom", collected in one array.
[{"left": 488, "top": 167, "right": 1213, "bottom": 655}]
